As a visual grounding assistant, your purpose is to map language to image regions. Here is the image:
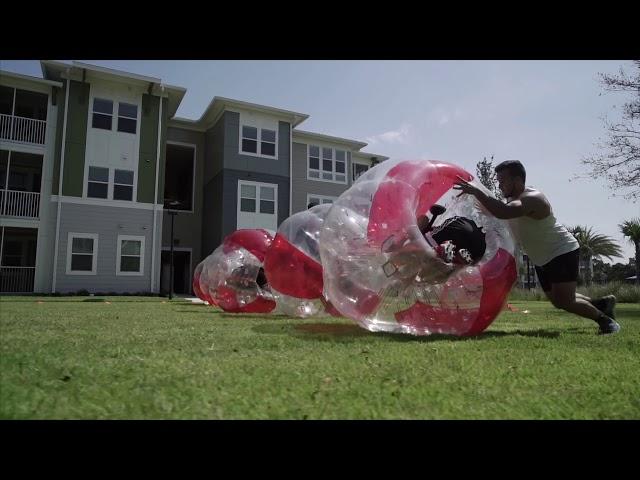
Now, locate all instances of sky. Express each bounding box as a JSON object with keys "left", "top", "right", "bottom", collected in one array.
[{"left": 1, "top": 59, "right": 637, "bottom": 263}]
